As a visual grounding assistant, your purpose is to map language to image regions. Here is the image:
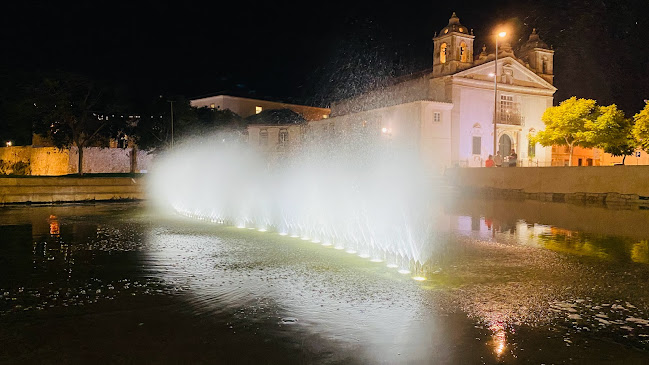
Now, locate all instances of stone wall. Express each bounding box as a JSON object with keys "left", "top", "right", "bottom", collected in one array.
[
  {"left": 0, "top": 146, "right": 154, "bottom": 175},
  {"left": 0, "top": 176, "right": 146, "bottom": 204},
  {"left": 445, "top": 166, "right": 649, "bottom": 205}
]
